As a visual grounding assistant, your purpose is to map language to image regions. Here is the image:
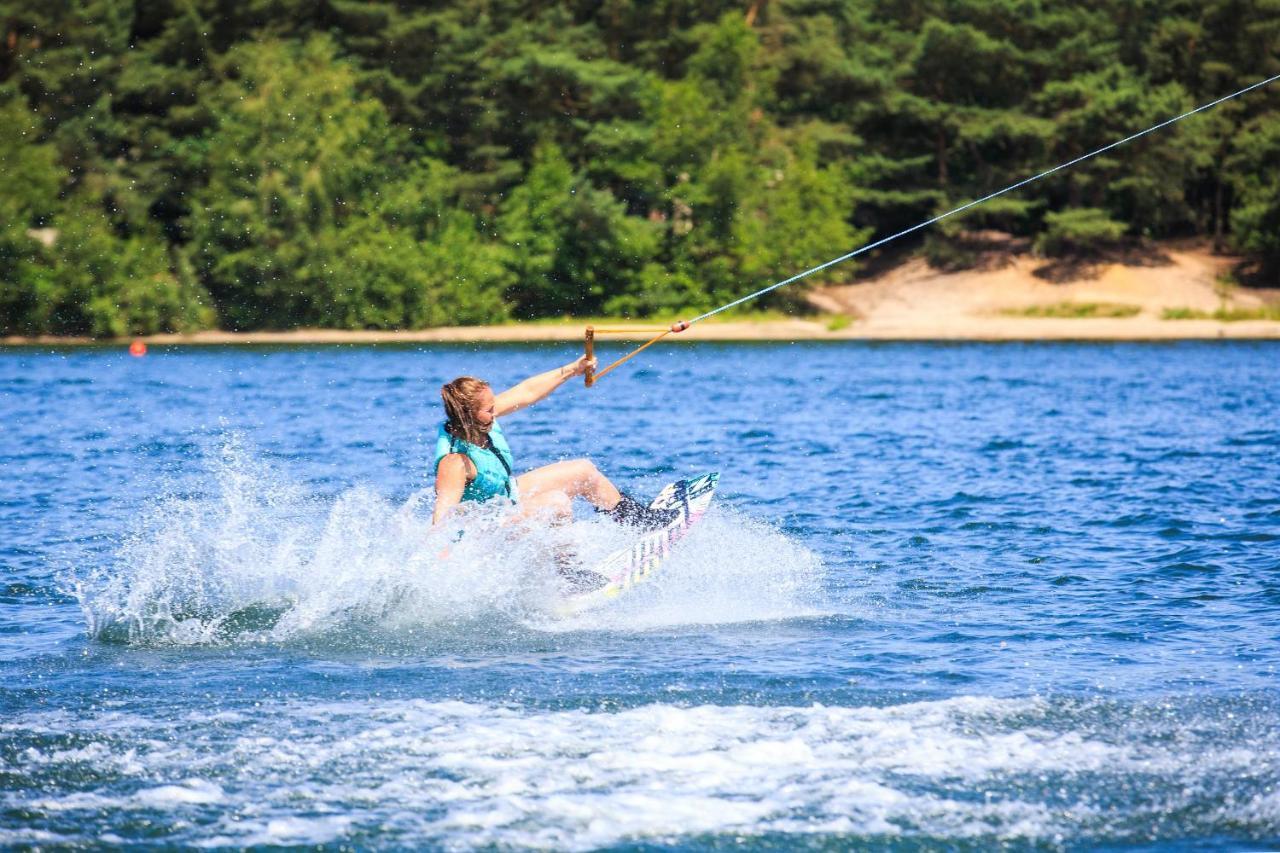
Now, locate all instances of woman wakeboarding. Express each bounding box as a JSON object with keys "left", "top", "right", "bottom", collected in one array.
[{"left": 432, "top": 355, "right": 676, "bottom": 530}]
